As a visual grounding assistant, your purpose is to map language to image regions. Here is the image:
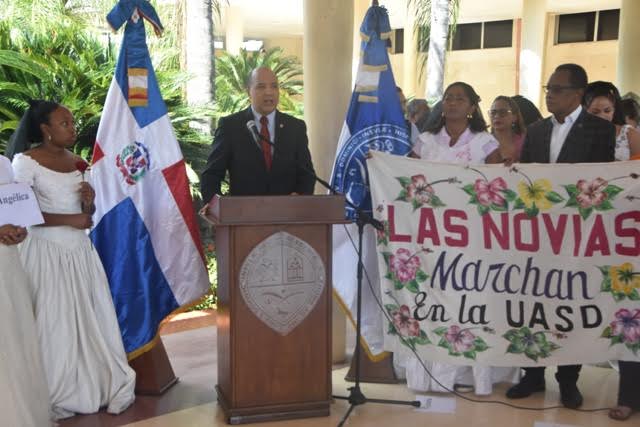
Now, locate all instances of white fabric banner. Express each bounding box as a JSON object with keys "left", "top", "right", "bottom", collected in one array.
[{"left": 368, "top": 151, "right": 640, "bottom": 367}]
